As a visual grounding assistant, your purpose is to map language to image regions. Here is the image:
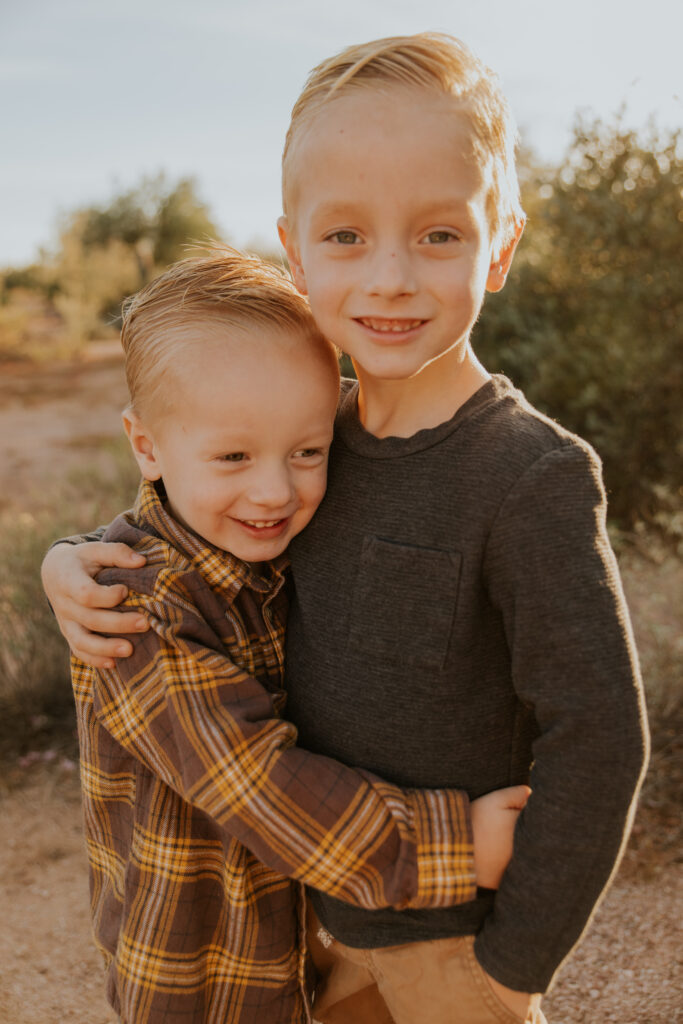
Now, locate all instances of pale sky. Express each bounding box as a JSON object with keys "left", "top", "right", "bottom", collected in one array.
[{"left": 2, "top": 0, "right": 681, "bottom": 268}]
